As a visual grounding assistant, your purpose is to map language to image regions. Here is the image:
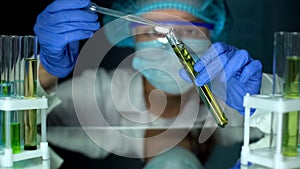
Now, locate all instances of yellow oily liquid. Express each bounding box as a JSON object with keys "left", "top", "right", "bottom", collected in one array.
[
  {"left": 24, "top": 58, "right": 37, "bottom": 98},
  {"left": 172, "top": 44, "right": 228, "bottom": 127},
  {"left": 282, "top": 56, "right": 300, "bottom": 157},
  {"left": 24, "top": 109, "right": 37, "bottom": 150},
  {"left": 24, "top": 58, "right": 38, "bottom": 150}
]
